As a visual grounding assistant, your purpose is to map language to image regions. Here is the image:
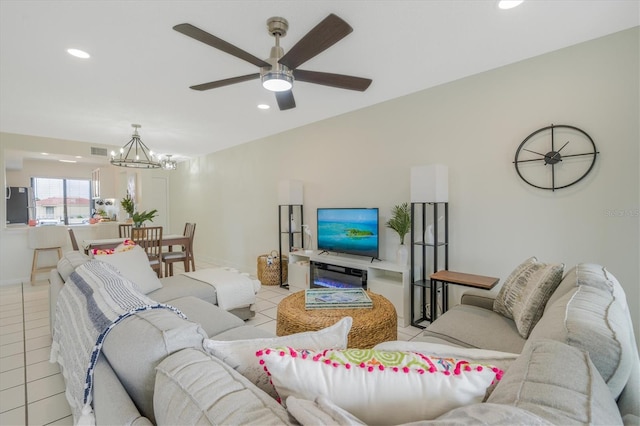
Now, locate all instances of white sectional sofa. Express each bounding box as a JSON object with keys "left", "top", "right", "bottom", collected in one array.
[{"left": 49, "top": 251, "right": 639, "bottom": 425}]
